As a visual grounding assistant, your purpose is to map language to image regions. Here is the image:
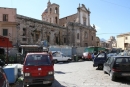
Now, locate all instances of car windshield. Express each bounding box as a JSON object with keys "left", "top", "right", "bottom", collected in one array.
[
  {"left": 25, "top": 54, "right": 51, "bottom": 66},
  {"left": 98, "top": 53, "right": 105, "bottom": 58},
  {"left": 115, "top": 57, "right": 130, "bottom": 64},
  {"left": 107, "top": 53, "right": 117, "bottom": 57}
]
